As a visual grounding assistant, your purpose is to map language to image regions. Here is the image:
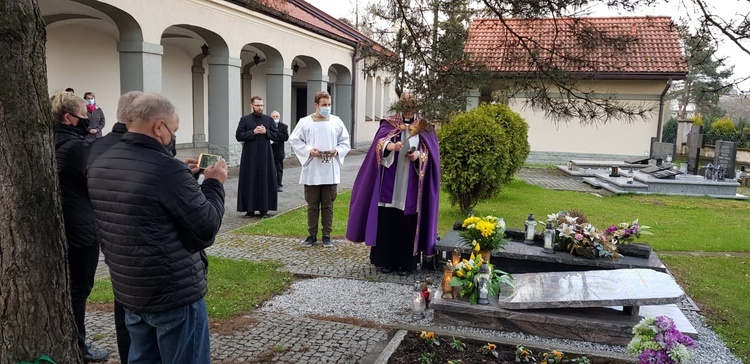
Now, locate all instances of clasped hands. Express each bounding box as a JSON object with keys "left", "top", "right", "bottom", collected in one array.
[
  {"left": 387, "top": 141, "right": 420, "bottom": 161},
  {"left": 310, "top": 148, "right": 337, "bottom": 158},
  {"left": 253, "top": 125, "right": 267, "bottom": 135}
]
